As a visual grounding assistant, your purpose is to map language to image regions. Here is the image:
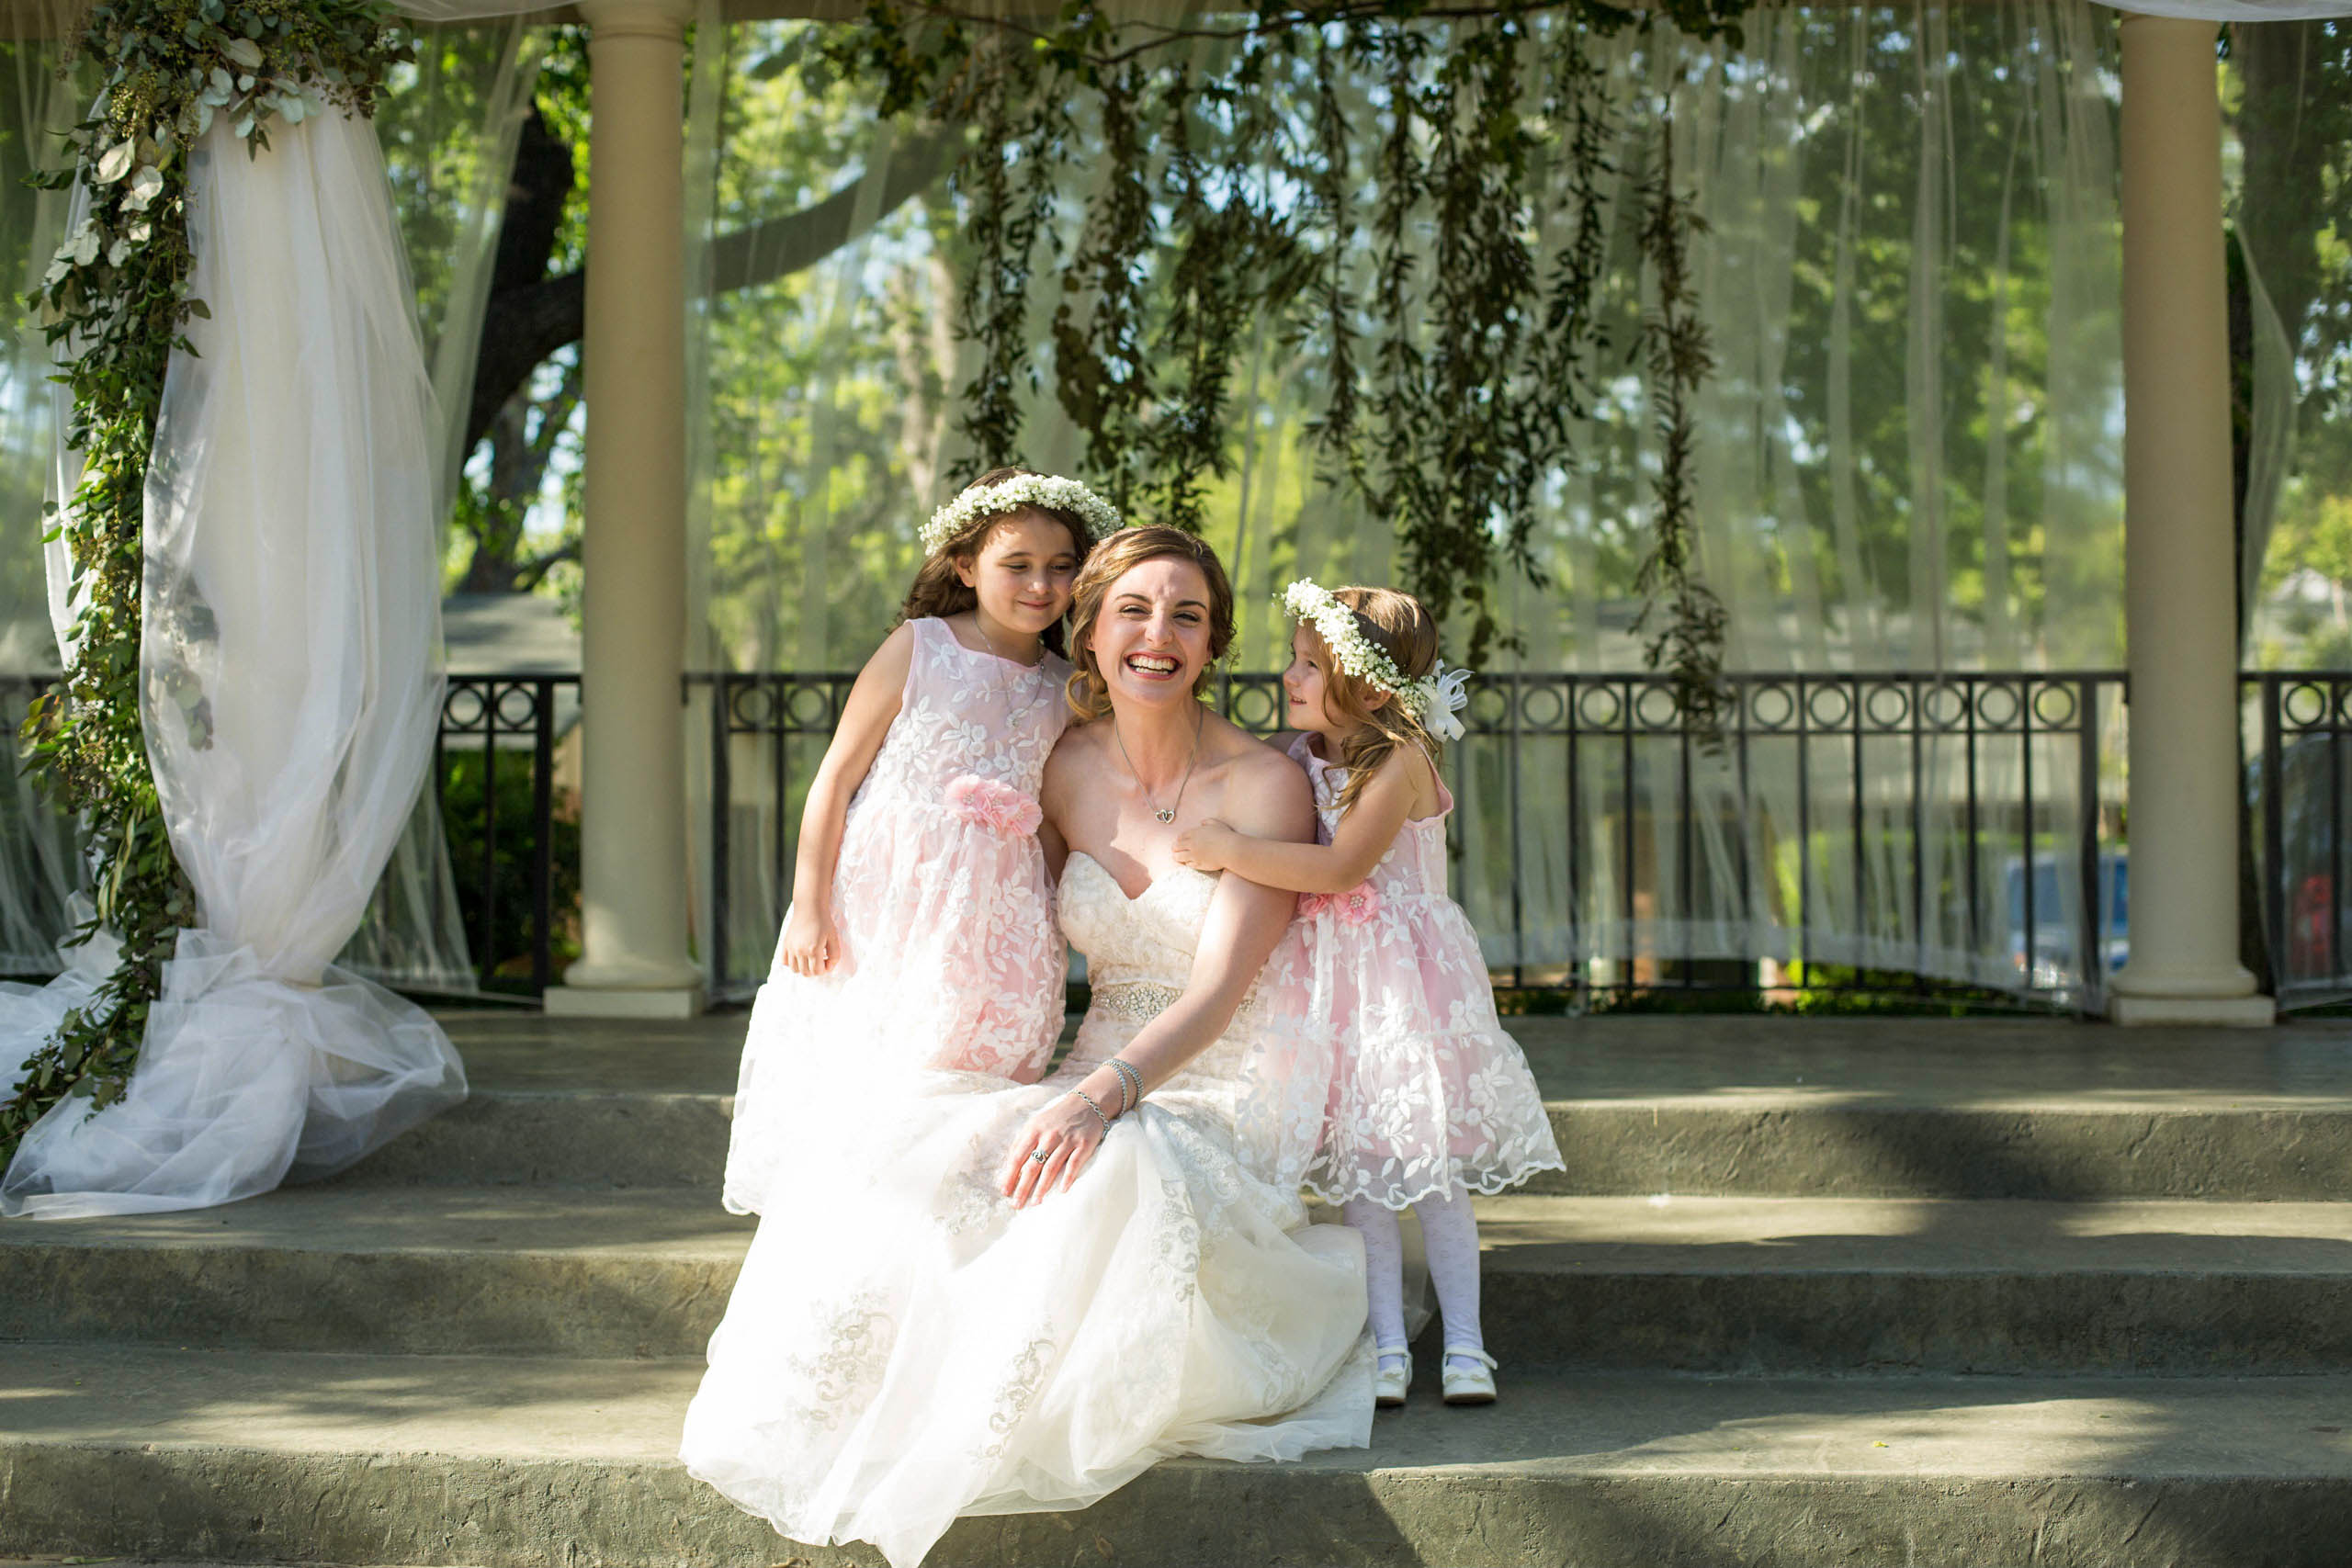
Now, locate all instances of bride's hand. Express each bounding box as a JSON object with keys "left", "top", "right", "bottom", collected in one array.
[{"left": 999, "top": 1093, "right": 1108, "bottom": 1207}]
